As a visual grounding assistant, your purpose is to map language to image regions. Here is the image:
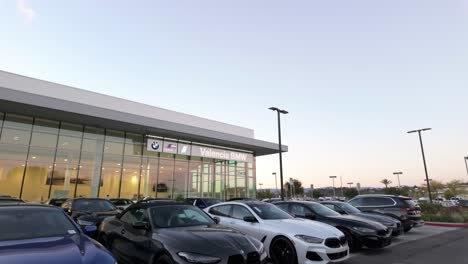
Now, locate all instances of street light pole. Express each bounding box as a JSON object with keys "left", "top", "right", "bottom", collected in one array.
[
  {"left": 393, "top": 172, "right": 403, "bottom": 188},
  {"left": 464, "top": 157, "right": 468, "bottom": 180},
  {"left": 347, "top": 182, "right": 353, "bottom": 188},
  {"left": 269, "top": 107, "right": 289, "bottom": 201},
  {"left": 272, "top": 172, "right": 277, "bottom": 193},
  {"left": 259, "top": 183, "right": 263, "bottom": 191},
  {"left": 329, "top": 176, "right": 337, "bottom": 197},
  {"left": 408, "top": 128, "right": 433, "bottom": 203}
]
